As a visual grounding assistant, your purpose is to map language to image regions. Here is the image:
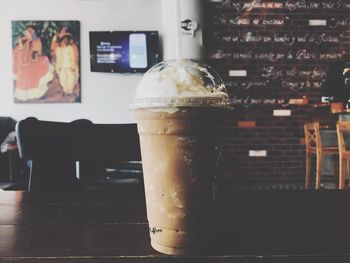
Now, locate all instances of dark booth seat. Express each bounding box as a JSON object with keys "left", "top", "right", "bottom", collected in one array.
[
  {"left": 16, "top": 117, "right": 142, "bottom": 192},
  {"left": 78, "top": 122, "right": 143, "bottom": 187}
]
